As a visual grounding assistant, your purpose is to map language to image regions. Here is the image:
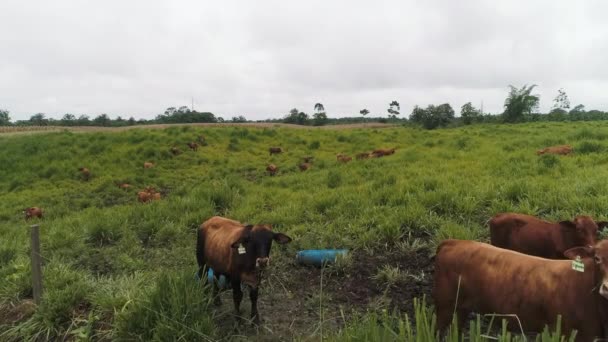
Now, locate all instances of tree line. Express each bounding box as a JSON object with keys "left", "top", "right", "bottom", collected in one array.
[{"left": 1, "top": 85, "right": 607, "bottom": 129}]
